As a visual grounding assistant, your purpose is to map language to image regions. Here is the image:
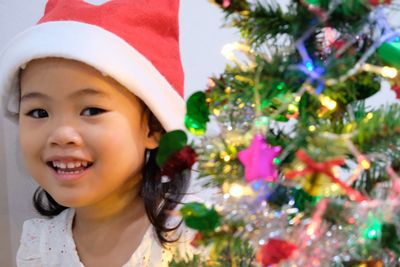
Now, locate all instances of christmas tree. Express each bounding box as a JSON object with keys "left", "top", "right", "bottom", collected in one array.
[{"left": 158, "top": 0, "right": 400, "bottom": 266}]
